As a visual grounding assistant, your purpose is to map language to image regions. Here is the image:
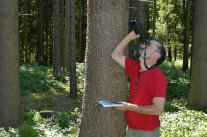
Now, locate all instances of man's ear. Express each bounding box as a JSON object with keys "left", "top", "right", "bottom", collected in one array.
[{"left": 153, "top": 52, "right": 161, "bottom": 60}]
